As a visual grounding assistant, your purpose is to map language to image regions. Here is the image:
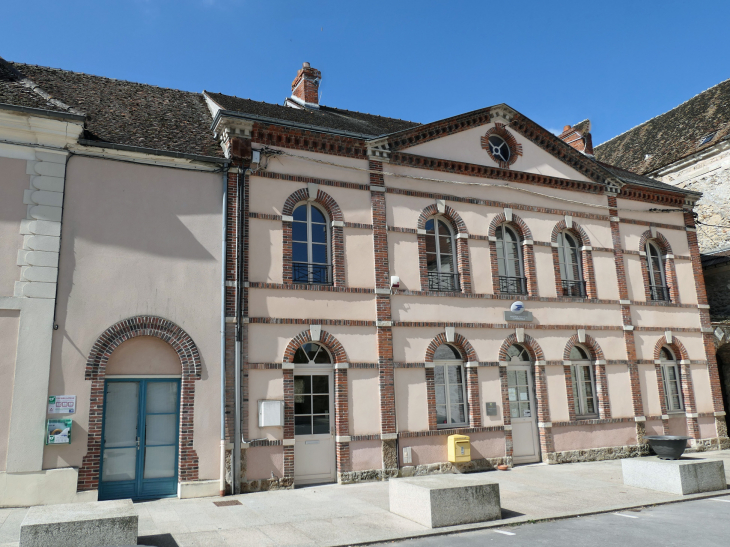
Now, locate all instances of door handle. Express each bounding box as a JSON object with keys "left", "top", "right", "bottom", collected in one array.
[{"left": 136, "top": 436, "right": 140, "bottom": 451}]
